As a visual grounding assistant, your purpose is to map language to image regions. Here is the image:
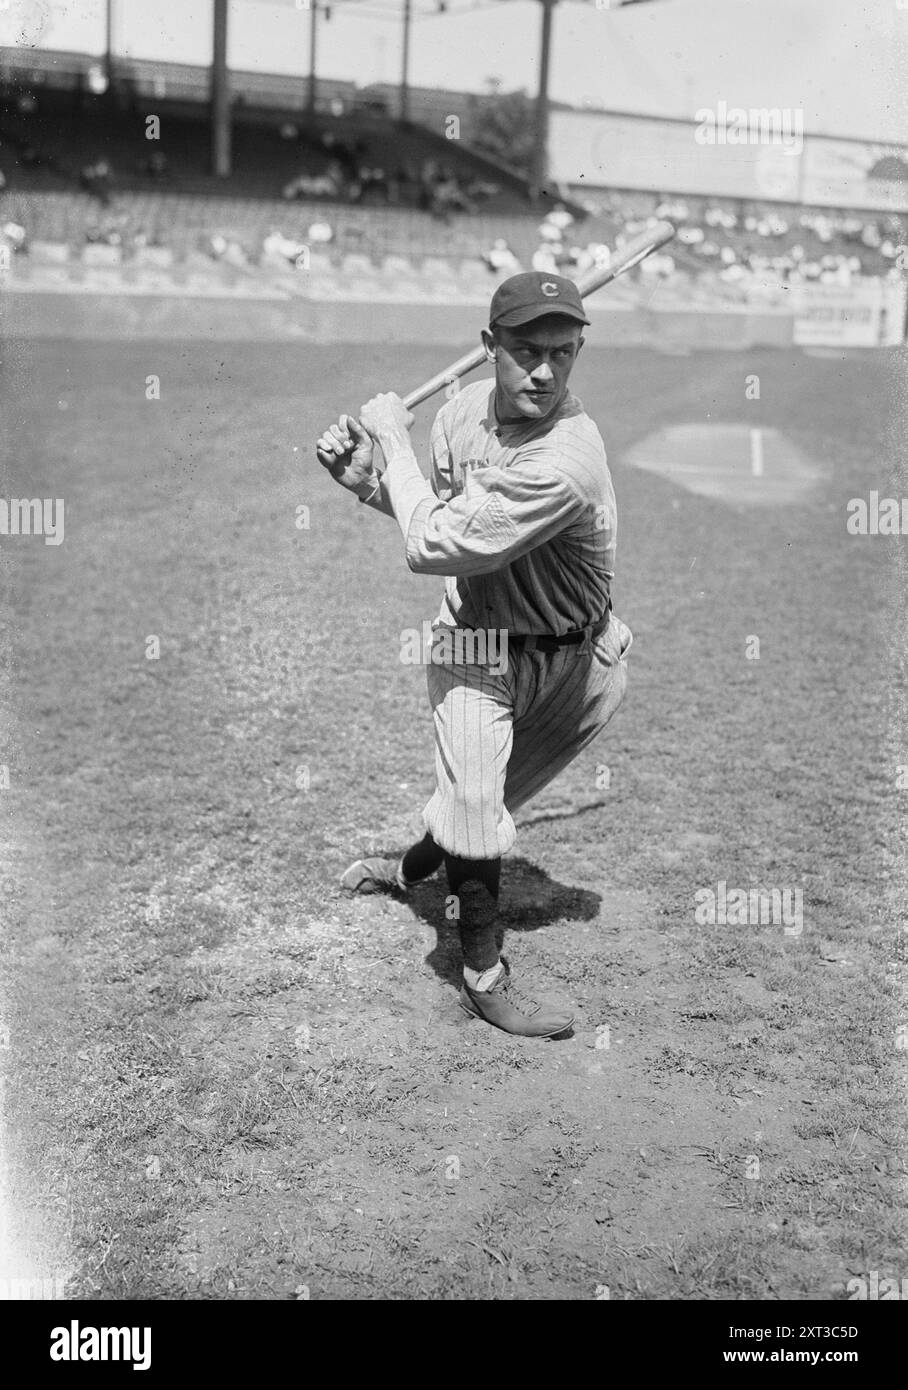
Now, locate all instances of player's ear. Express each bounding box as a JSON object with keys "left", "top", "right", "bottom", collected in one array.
[
  {"left": 576, "top": 334, "right": 585, "bottom": 355},
  {"left": 481, "top": 327, "right": 497, "bottom": 362}
]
